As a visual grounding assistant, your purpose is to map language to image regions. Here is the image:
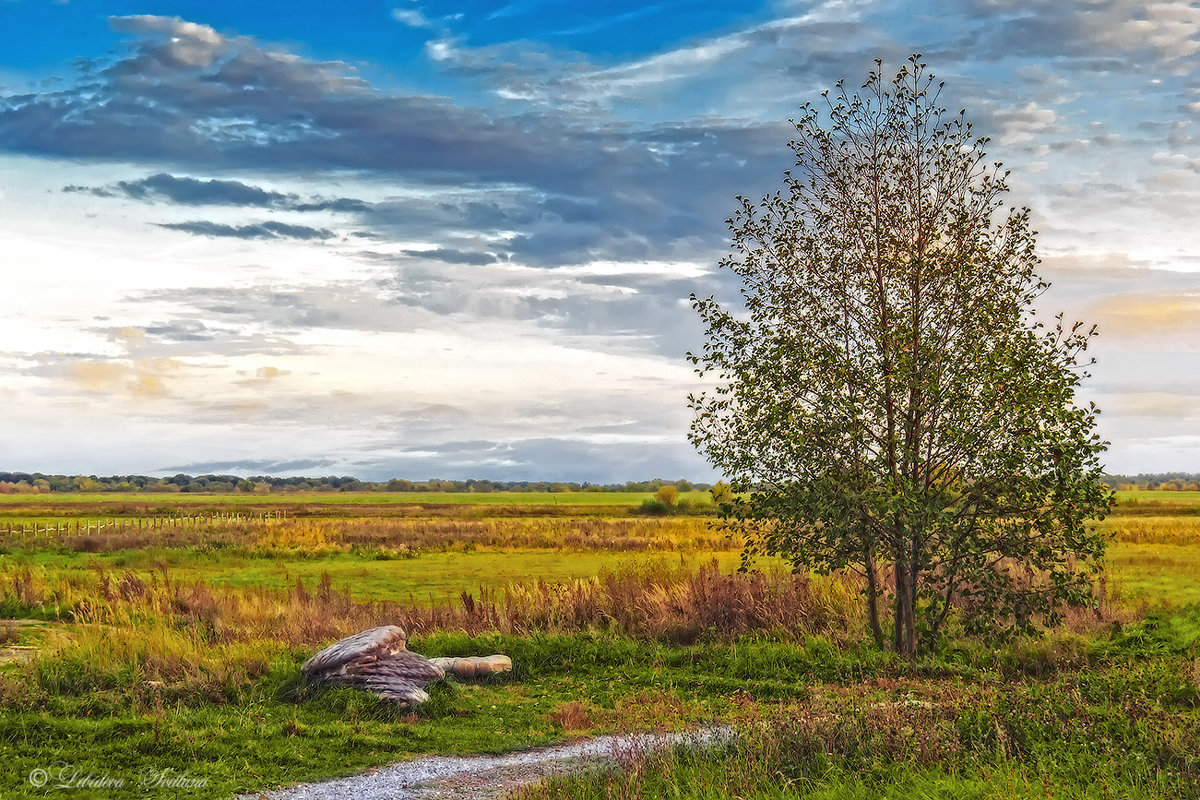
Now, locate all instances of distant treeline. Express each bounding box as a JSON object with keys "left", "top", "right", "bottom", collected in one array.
[
  {"left": 3, "top": 469, "right": 1195, "bottom": 495},
  {"left": 1100, "top": 473, "right": 1200, "bottom": 491},
  {"left": 0, "top": 472, "right": 711, "bottom": 495}
]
